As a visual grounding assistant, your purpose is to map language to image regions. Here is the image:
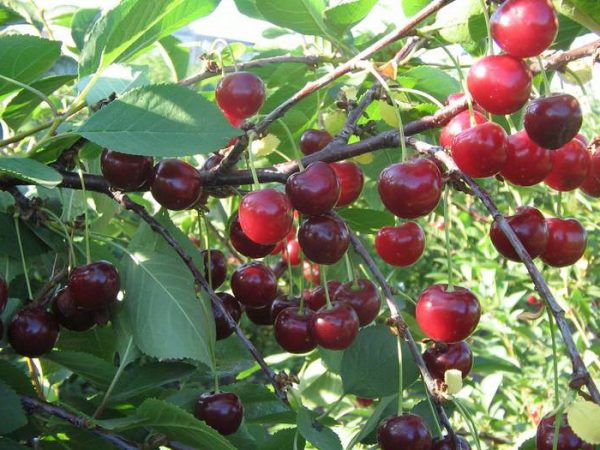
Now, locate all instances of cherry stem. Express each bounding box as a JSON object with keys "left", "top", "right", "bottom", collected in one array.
[
  {"left": 286, "top": 245, "right": 294, "bottom": 299},
  {"left": 344, "top": 252, "right": 356, "bottom": 287},
  {"left": 201, "top": 215, "right": 213, "bottom": 291},
  {"left": 42, "top": 207, "right": 75, "bottom": 270},
  {"left": 552, "top": 412, "right": 563, "bottom": 450},
  {"left": 321, "top": 265, "right": 332, "bottom": 310},
  {"left": 537, "top": 56, "right": 551, "bottom": 96},
  {"left": 396, "top": 334, "right": 404, "bottom": 415},
  {"left": 278, "top": 118, "right": 303, "bottom": 169},
  {"left": 453, "top": 398, "right": 483, "bottom": 450},
  {"left": 424, "top": 388, "right": 444, "bottom": 436},
  {"left": 316, "top": 394, "right": 345, "bottom": 420},
  {"left": 76, "top": 165, "right": 92, "bottom": 264},
  {"left": 298, "top": 254, "right": 305, "bottom": 315},
  {"left": 556, "top": 191, "right": 563, "bottom": 217},
  {"left": 478, "top": 0, "right": 493, "bottom": 56},
  {"left": 504, "top": 114, "right": 517, "bottom": 134},
  {"left": 25, "top": 358, "right": 44, "bottom": 399},
  {"left": 546, "top": 307, "right": 560, "bottom": 409},
  {"left": 443, "top": 185, "right": 454, "bottom": 292},
  {"left": 245, "top": 131, "right": 261, "bottom": 190},
  {"left": 14, "top": 215, "right": 33, "bottom": 299}
]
